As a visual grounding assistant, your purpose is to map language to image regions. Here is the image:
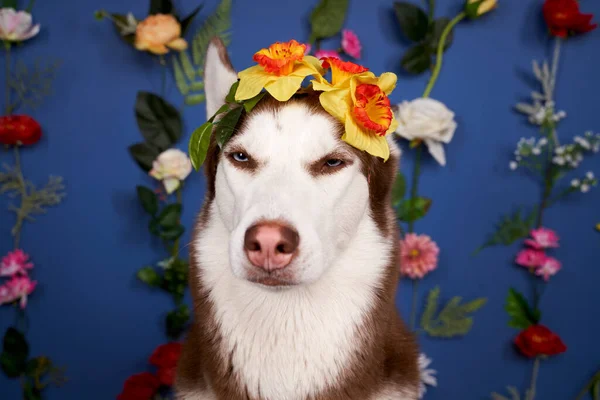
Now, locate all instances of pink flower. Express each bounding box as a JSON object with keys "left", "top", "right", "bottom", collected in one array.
[
  {"left": 525, "top": 227, "right": 560, "bottom": 249},
  {"left": 515, "top": 249, "right": 546, "bottom": 269},
  {"left": 314, "top": 49, "right": 340, "bottom": 59},
  {"left": 535, "top": 257, "right": 561, "bottom": 281},
  {"left": 0, "top": 276, "right": 37, "bottom": 309},
  {"left": 0, "top": 249, "right": 34, "bottom": 277},
  {"left": 304, "top": 43, "right": 312, "bottom": 55},
  {"left": 399, "top": 233, "right": 439, "bottom": 279},
  {"left": 341, "top": 29, "right": 362, "bottom": 59}
]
